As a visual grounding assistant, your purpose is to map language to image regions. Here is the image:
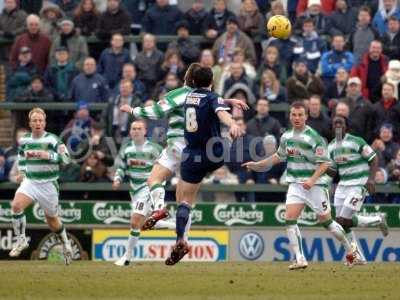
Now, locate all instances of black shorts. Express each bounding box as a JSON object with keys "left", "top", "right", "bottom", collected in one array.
[{"left": 180, "top": 147, "right": 224, "bottom": 184}]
